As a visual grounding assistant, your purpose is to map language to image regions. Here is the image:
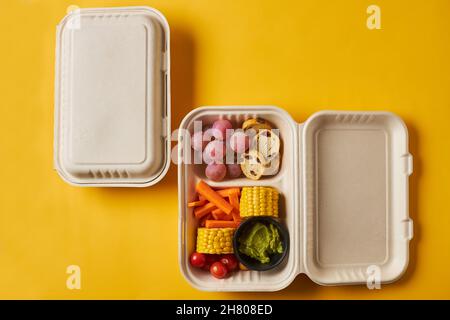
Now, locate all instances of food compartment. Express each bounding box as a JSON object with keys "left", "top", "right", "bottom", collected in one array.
[
  {"left": 186, "top": 112, "right": 284, "bottom": 185},
  {"left": 178, "top": 107, "right": 300, "bottom": 291},
  {"left": 302, "top": 112, "right": 412, "bottom": 284}
]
